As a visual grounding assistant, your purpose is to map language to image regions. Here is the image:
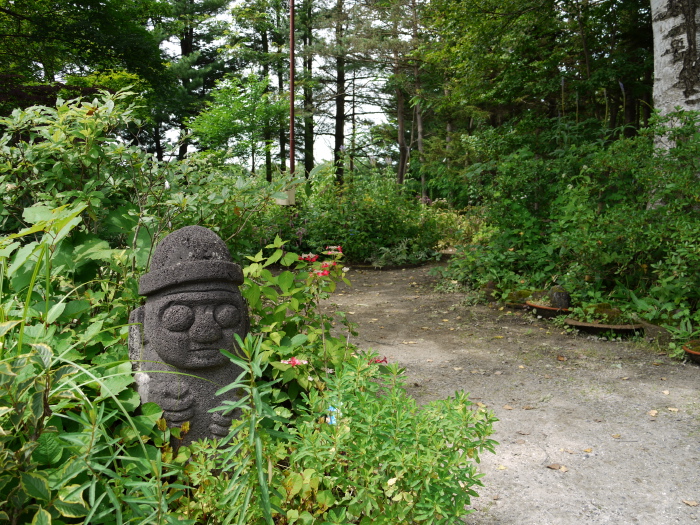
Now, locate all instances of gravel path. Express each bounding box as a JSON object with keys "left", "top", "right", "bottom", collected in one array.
[{"left": 325, "top": 264, "right": 700, "bottom": 524}]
